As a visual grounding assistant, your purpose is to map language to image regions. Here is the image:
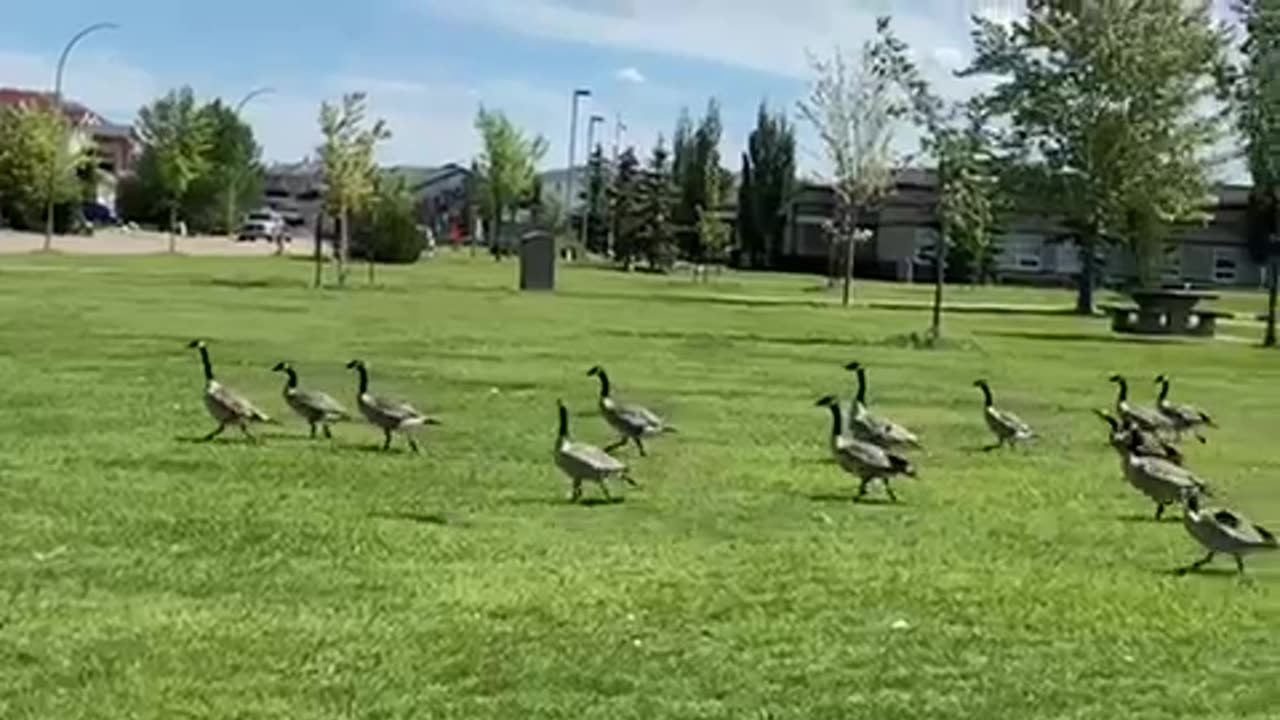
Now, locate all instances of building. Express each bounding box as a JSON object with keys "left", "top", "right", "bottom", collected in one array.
[
  {"left": 263, "top": 159, "right": 324, "bottom": 227},
  {"left": 539, "top": 166, "right": 590, "bottom": 215},
  {"left": 778, "top": 169, "right": 1265, "bottom": 288},
  {"left": 395, "top": 163, "right": 471, "bottom": 241},
  {"left": 0, "top": 87, "right": 136, "bottom": 211}
]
